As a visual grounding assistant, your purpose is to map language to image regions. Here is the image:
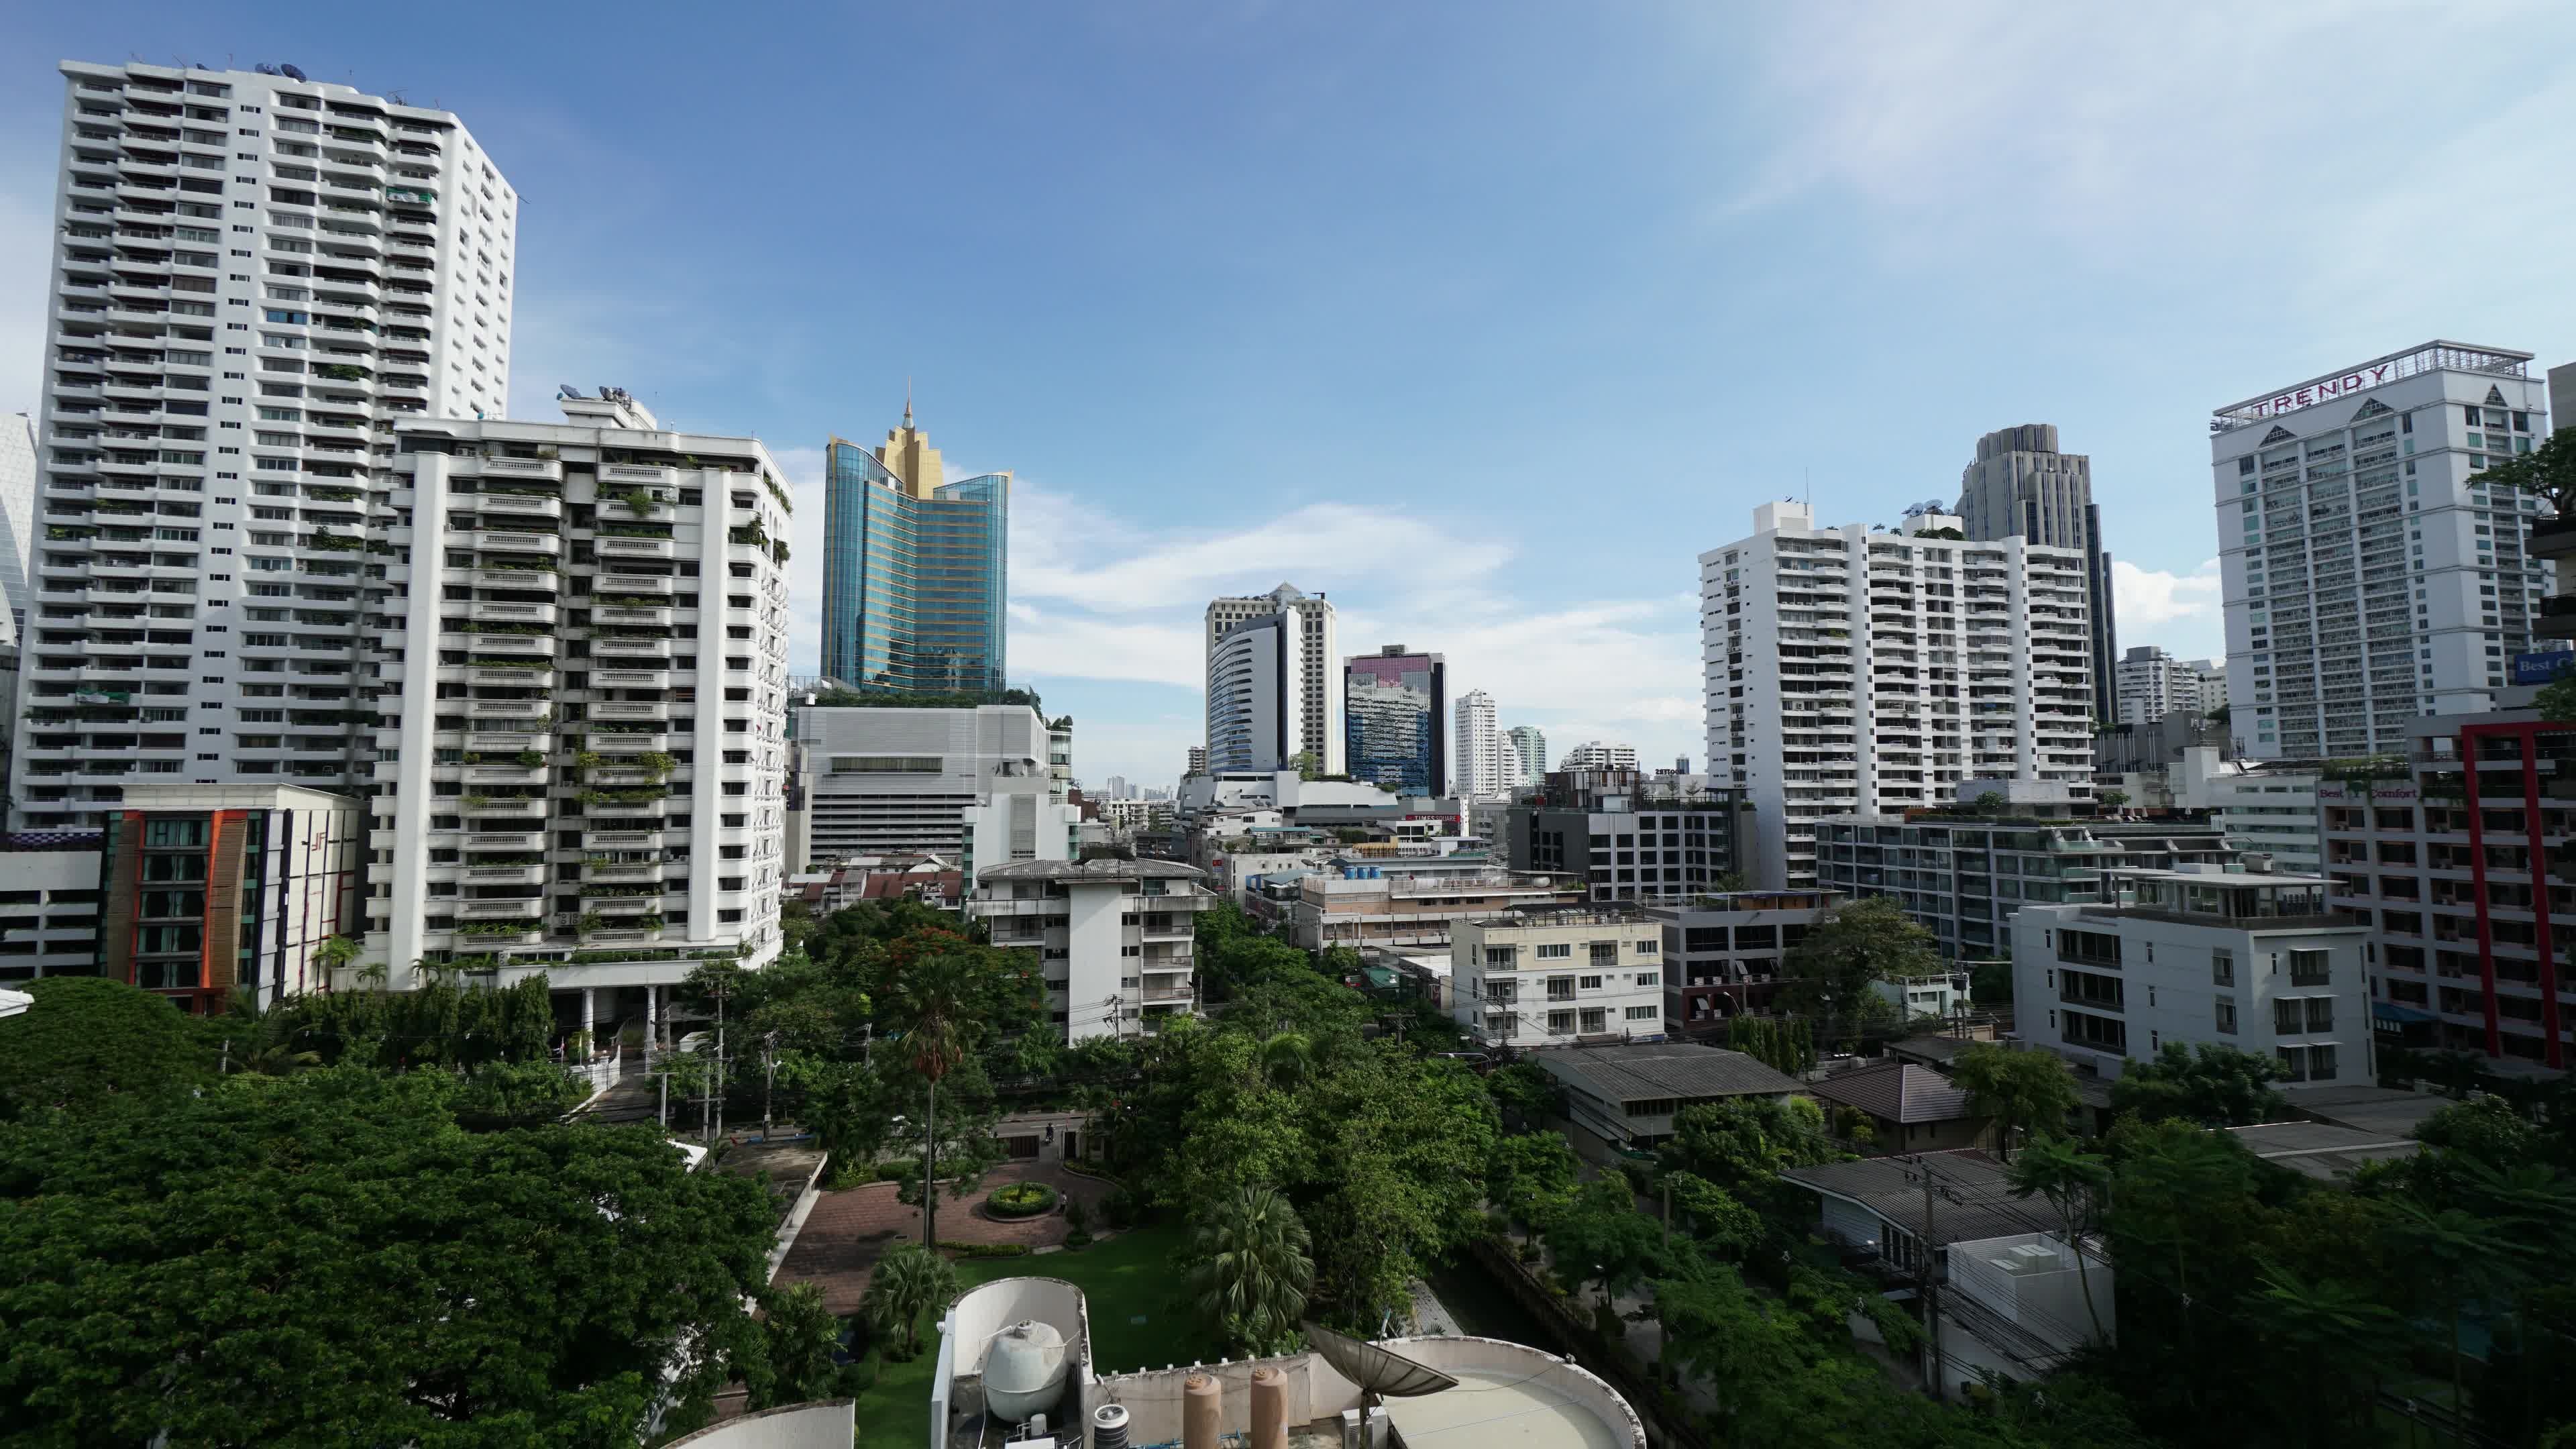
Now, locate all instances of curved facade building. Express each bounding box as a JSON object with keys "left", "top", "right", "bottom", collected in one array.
[{"left": 820, "top": 406, "right": 1008, "bottom": 695}]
